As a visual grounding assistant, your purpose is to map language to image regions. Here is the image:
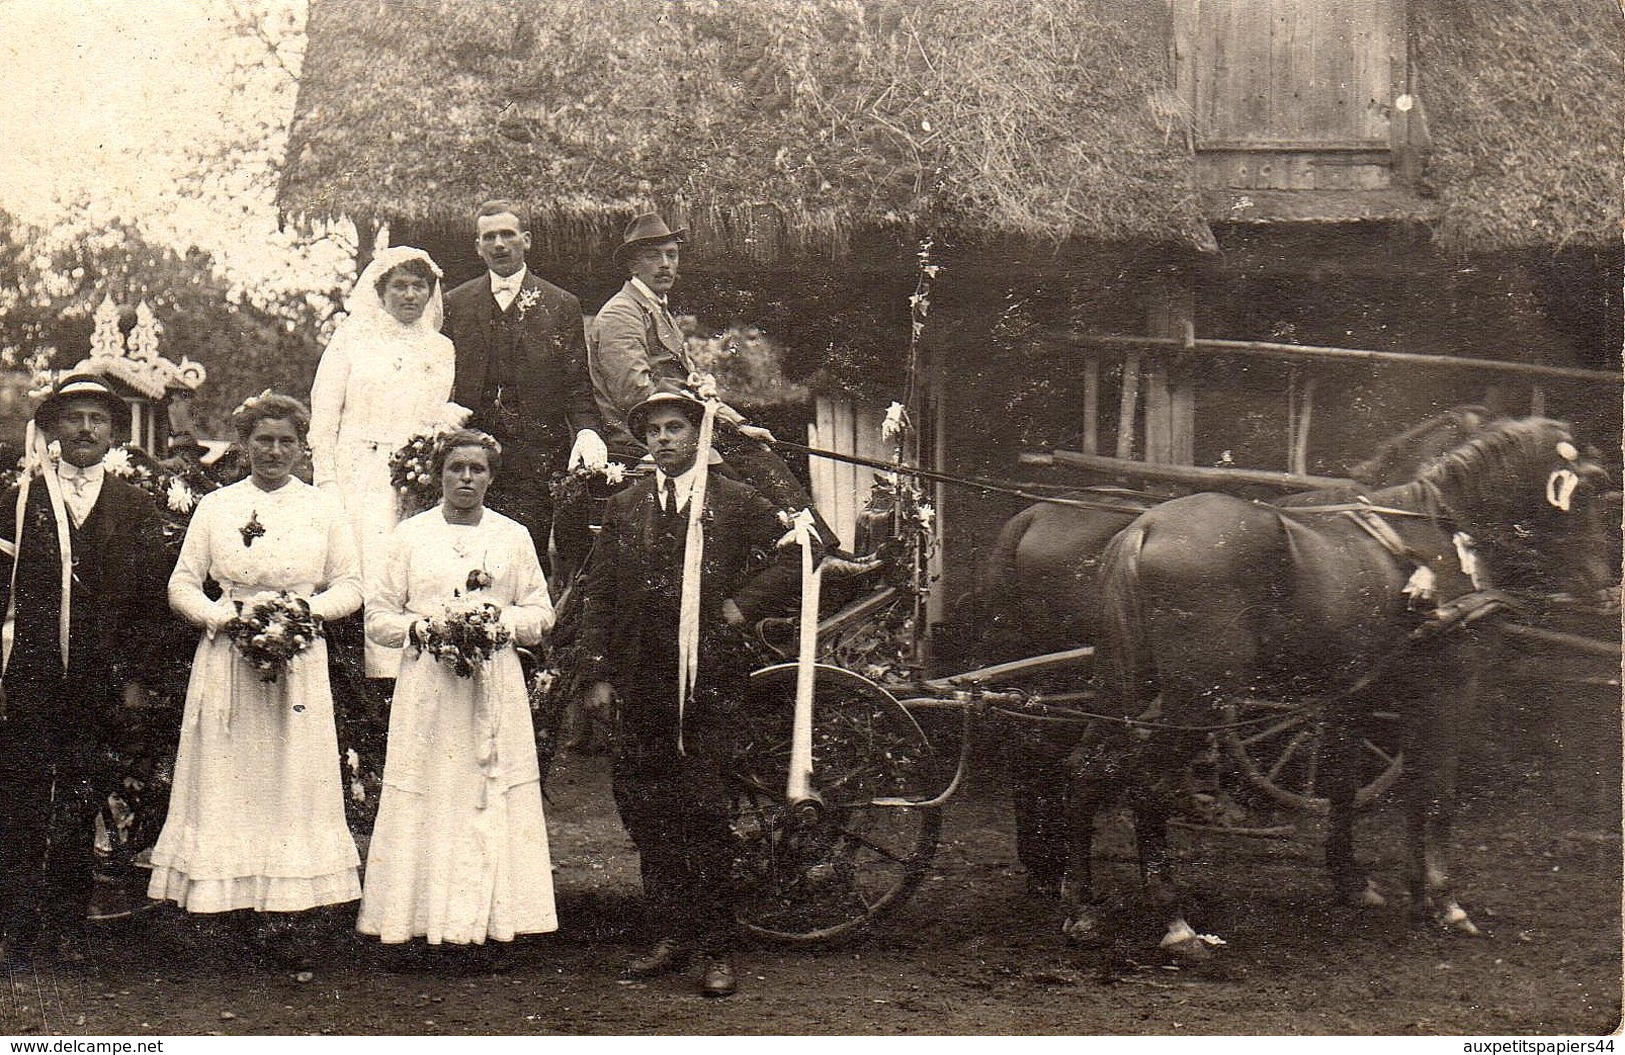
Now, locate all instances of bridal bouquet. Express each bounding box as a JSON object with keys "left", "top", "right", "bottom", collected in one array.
[
  {"left": 388, "top": 433, "right": 441, "bottom": 512},
  {"left": 414, "top": 596, "right": 512, "bottom": 679},
  {"left": 388, "top": 403, "right": 473, "bottom": 515},
  {"left": 224, "top": 591, "right": 319, "bottom": 683}
]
